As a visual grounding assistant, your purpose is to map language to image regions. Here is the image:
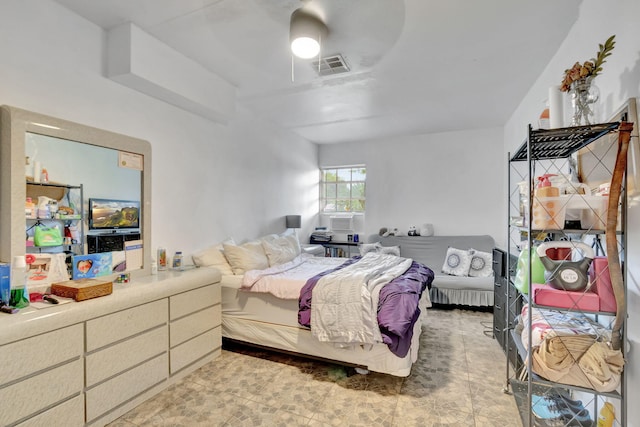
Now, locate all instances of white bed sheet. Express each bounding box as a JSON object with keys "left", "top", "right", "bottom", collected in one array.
[
  {"left": 221, "top": 273, "right": 427, "bottom": 377},
  {"left": 241, "top": 255, "right": 345, "bottom": 299}
]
